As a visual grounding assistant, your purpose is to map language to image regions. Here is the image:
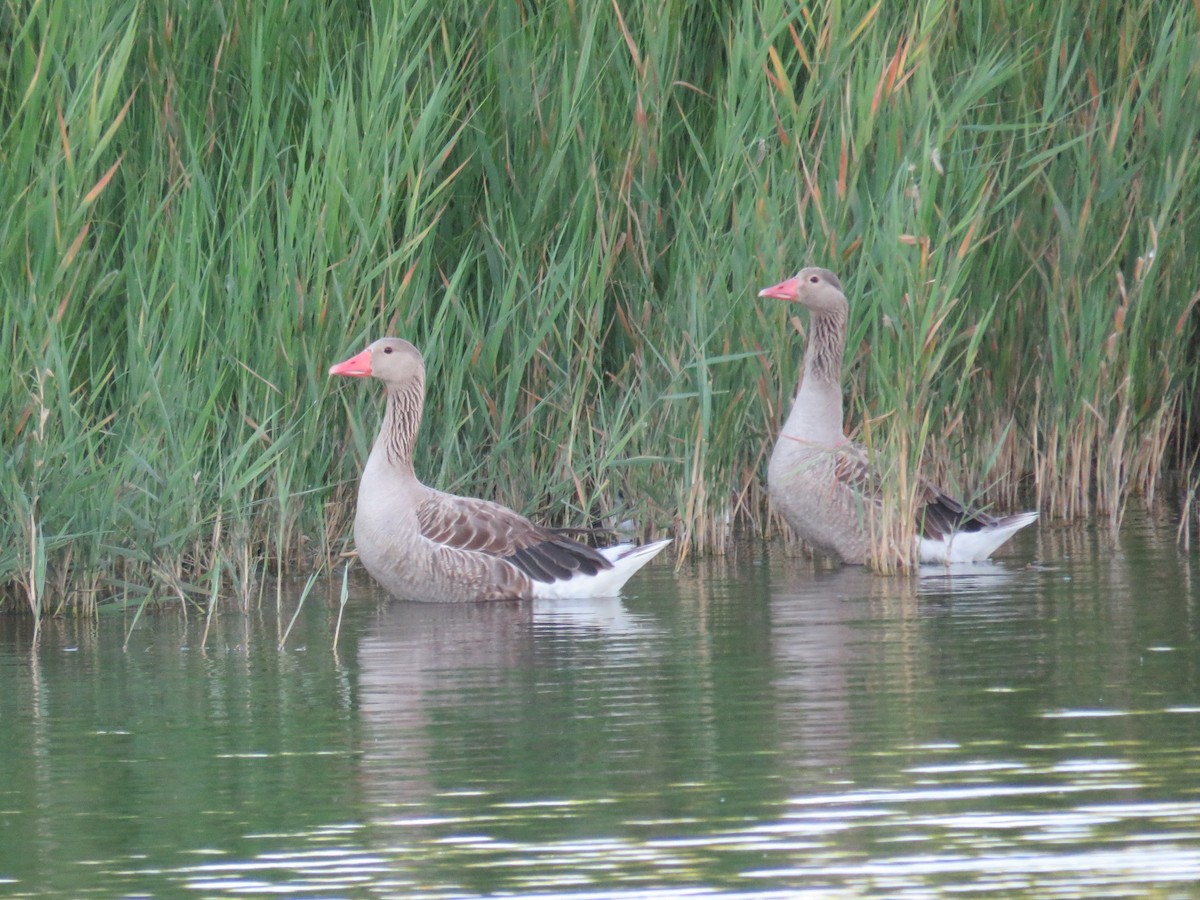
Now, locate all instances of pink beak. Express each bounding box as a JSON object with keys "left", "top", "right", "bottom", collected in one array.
[
  {"left": 329, "top": 347, "right": 373, "bottom": 377},
  {"left": 758, "top": 275, "right": 802, "bottom": 301}
]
